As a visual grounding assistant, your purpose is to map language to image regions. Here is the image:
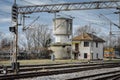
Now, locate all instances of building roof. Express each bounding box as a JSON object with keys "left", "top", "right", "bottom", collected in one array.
[{"left": 72, "top": 33, "right": 105, "bottom": 42}]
